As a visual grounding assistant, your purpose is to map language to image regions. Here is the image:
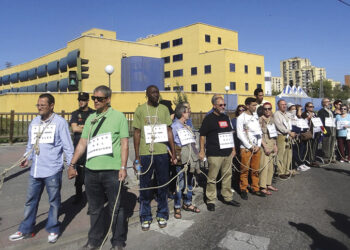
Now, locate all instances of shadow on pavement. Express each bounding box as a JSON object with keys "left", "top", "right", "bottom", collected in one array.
[
  {"left": 289, "top": 221, "right": 348, "bottom": 250},
  {"left": 323, "top": 167, "right": 350, "bottom": 176},
  {"left": 34, "top": 193, "right": 87, "bottom": 235},
  {"left": 325, "top": 209, "right": 350, "bottom": 238},
  {"left": 3, "top": 168, "right": 30, "bottom": 183},
  {"left": 121, "top": 187, "right": 137, "bottom": 219}
]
